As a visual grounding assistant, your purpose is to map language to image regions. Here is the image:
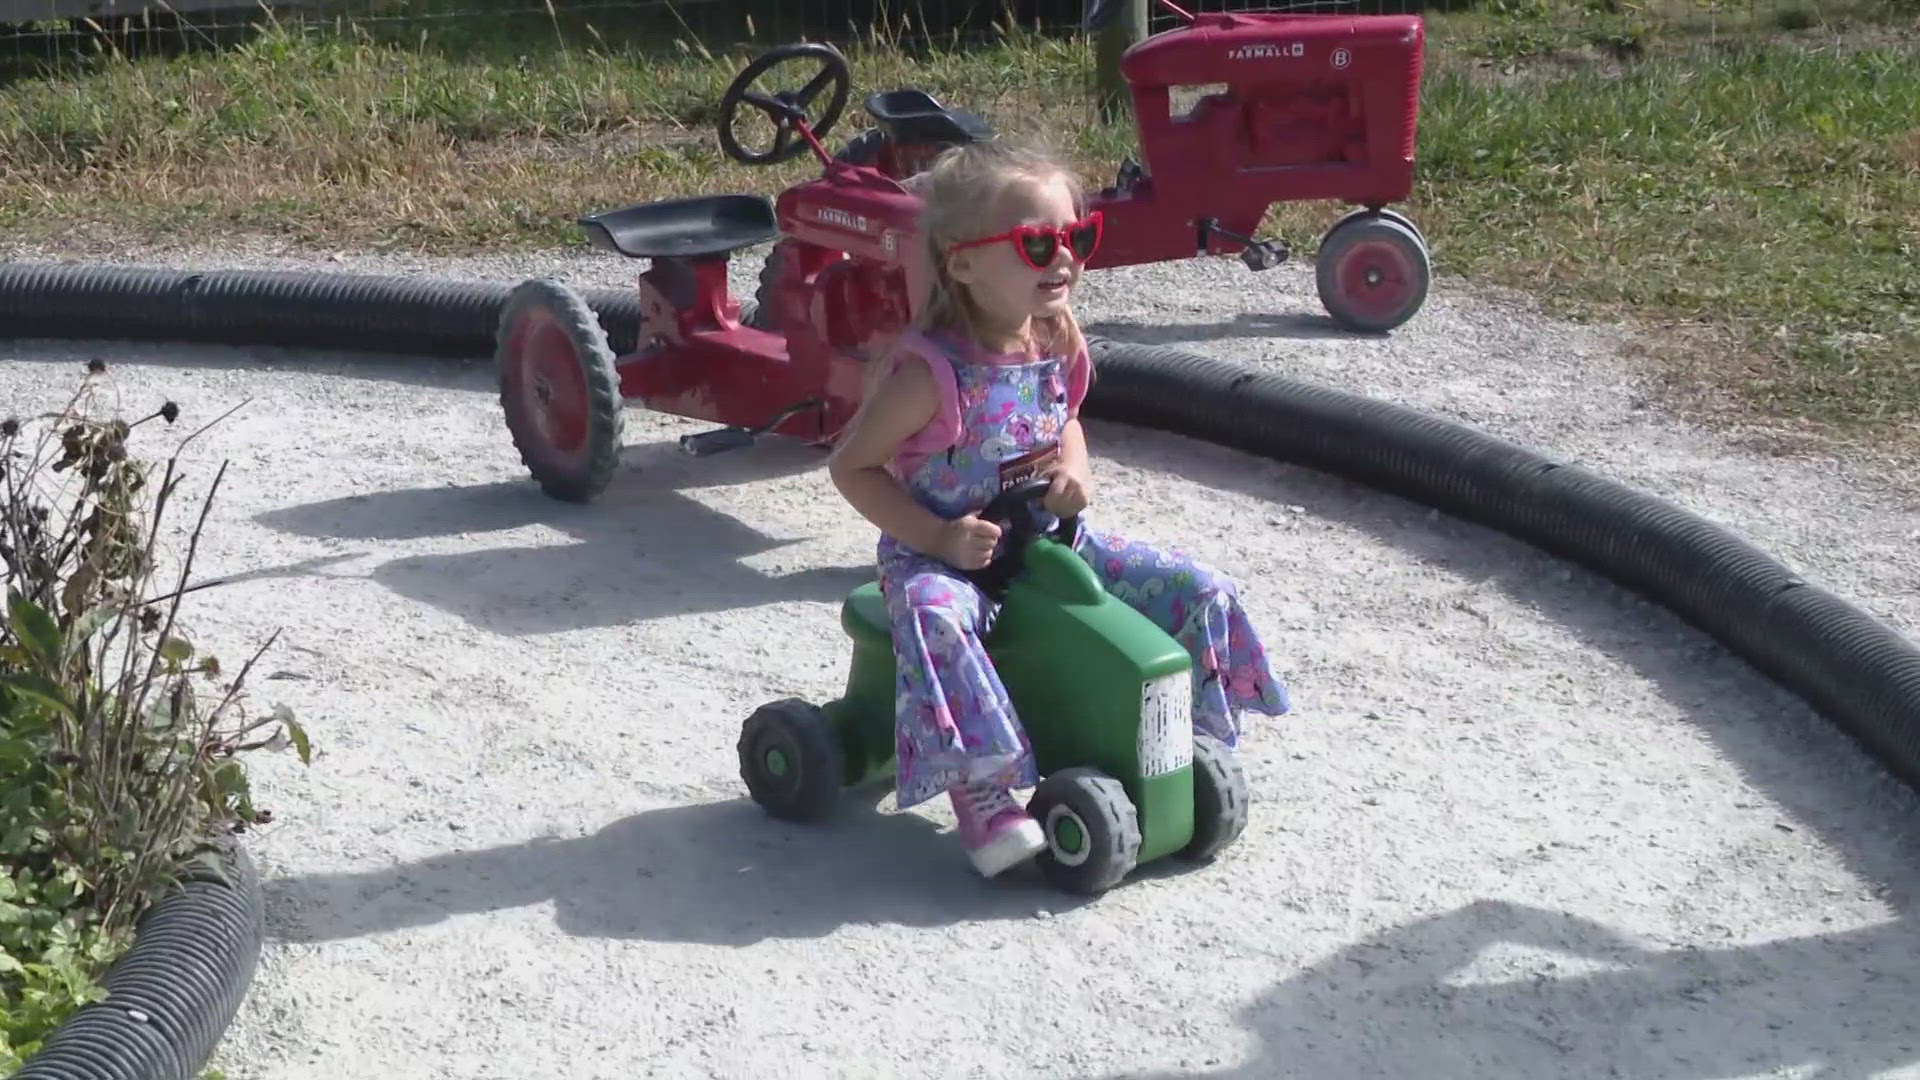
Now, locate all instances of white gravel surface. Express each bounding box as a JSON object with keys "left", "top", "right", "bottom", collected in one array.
[{"left": 4, "top": 234, "right": 1919, "bottom": 1080}]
